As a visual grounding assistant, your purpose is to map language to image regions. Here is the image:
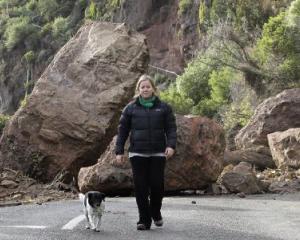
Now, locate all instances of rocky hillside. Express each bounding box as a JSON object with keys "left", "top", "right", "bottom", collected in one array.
[{"left": 1, "top": 0, "right": 293, "bottom": 115}]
